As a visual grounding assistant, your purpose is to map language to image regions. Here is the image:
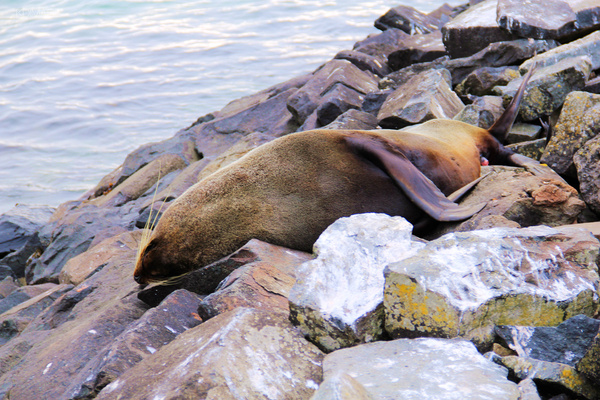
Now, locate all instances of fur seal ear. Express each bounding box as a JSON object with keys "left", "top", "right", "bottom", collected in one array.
[
  {"left": 345, "top": 135, "right": 485, "bottom": 221},
  {"left": 487, "top": 63, "right": 537, "bottom": 144}
]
